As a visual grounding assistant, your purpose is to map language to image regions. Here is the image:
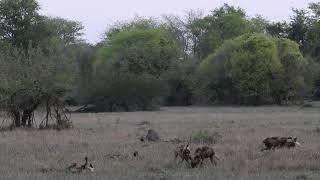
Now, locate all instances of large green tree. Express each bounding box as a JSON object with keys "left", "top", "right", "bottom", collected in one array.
[
  {"left": 91, "top": 19, "right": 180, "bottom": 111},
  {"left": 192, "top": 4, "right": 251, "bottom": 59},
  {"left": 0, "top": 0, "right": 83, "bottom": 128},
  {"left": 230, "top": 34, "right": 282, "bottom": 105},
  {"left": 195, "top": 33, "right": 306, "bottom": 105},
  {"left": 0, "top": 0, "right": 40, "bottom": 48},
  {"left": 96, "top": 20, "right": 179, "bottom": 76},
  {"left": 0, "top": 0, "right": 83, "bottom": 49},
  {"left": 272, "top": 38, "right": 306, "bottom": 104}
]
